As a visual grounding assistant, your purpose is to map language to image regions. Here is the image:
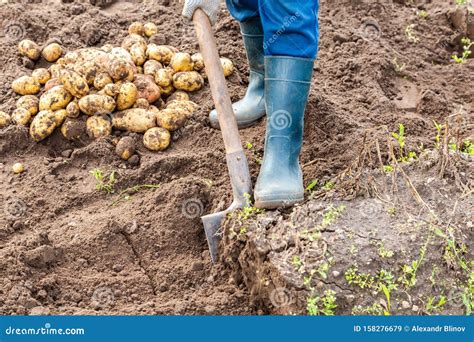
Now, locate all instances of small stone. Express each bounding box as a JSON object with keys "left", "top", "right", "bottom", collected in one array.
[
  {"left": 158, "top": 284, "right": 168, "bottom": 292},
  {"left": 412, "top": 305, "right": 419, "bottom": 312},
  {"left": 128, "top": 154, "right": 140, "bottom": 166},
  {"left": 61, "top": 149, "right": 73, "bottom": 158},
  {"left": 112, "top": 264, "right": 124, "bottom": 273},
  {"left": 191, "top": 261, "right": 204, "bottom": 271},
  {"left": 401, "top": 300, "right": 410, "bottom": 309},
  {"left": 29, "top": 306, "right": 50, "bottom": 316},
  {"left": 332, "top": 270, "right": 341, "bottom": 278}
]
